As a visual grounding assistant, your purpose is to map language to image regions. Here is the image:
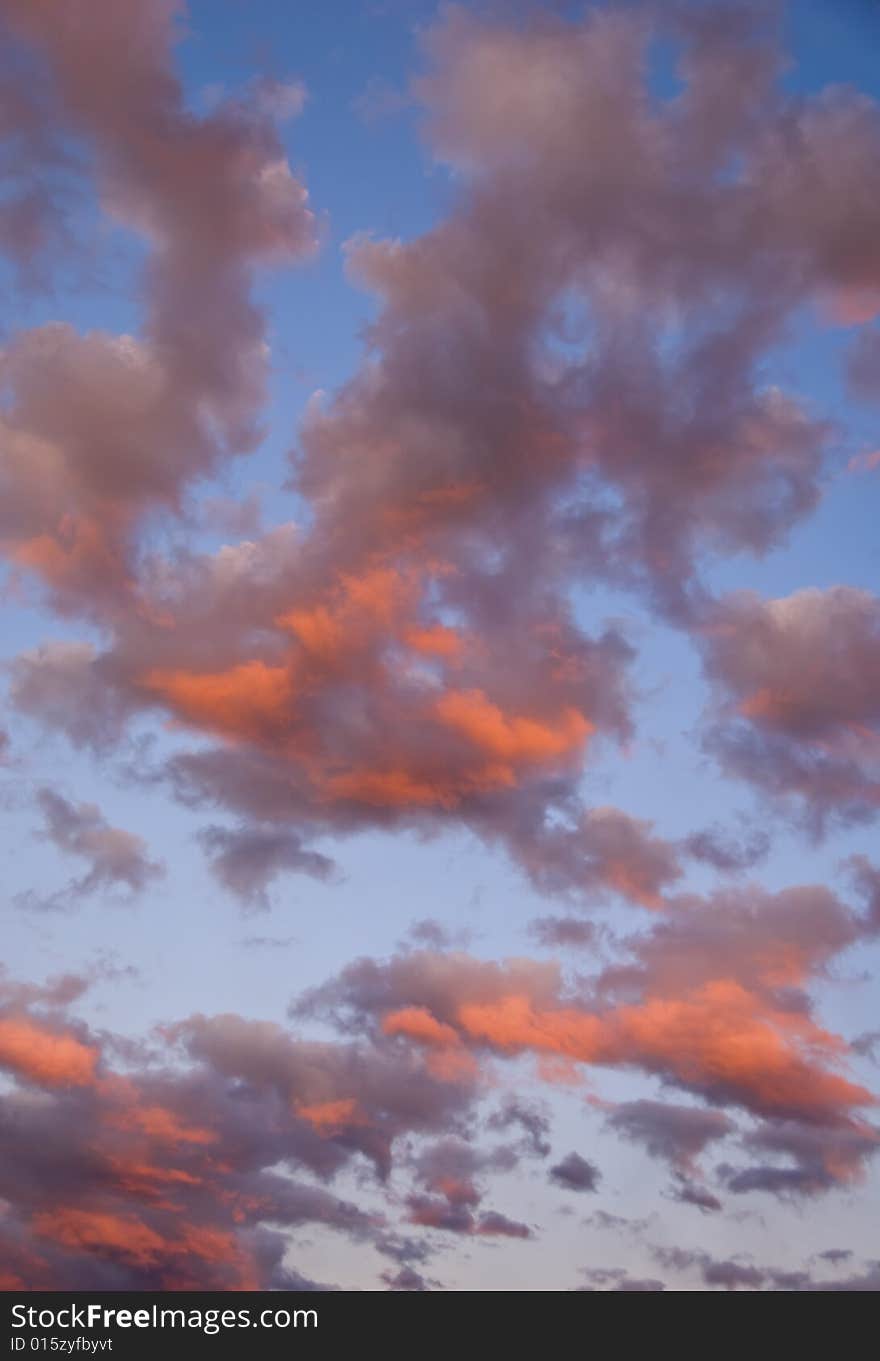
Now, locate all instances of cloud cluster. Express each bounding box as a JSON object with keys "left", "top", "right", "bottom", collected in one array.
[
  {"left": 2, "top": 901, "right": 877, "bottom": 1290},
  {"left": 652, "top": 1244, "right": 880, "bottom": 1293},
  {"left": 1, "top": 0, "right": 879, "bottom": 1293},
  {"left": 0, "top": 0, "right": 315, "bottom": 617},
  {"left": 0, "top": 967, "right": 485, "bottom": 1288},
  {"left": 6, "top": 2, "right": 880, "bottom": 906},
  {"left": 297, "top": 876, "right": 880, "bottom": 1200}
]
